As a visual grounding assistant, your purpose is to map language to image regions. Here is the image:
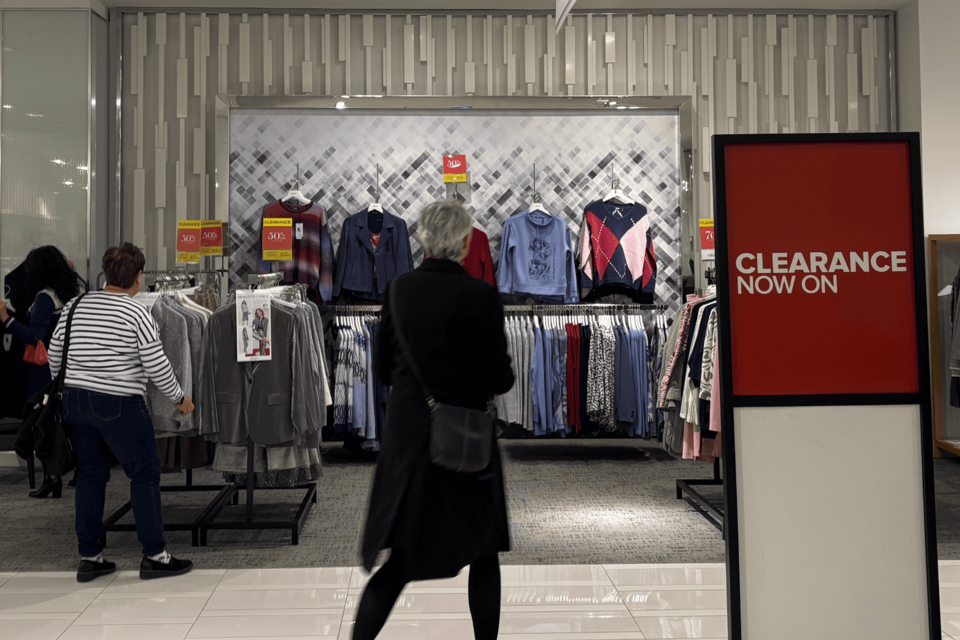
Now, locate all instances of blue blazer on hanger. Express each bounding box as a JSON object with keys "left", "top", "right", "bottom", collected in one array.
[{"left": 333, "top": 210, "right": 414, "bottom": 301}]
